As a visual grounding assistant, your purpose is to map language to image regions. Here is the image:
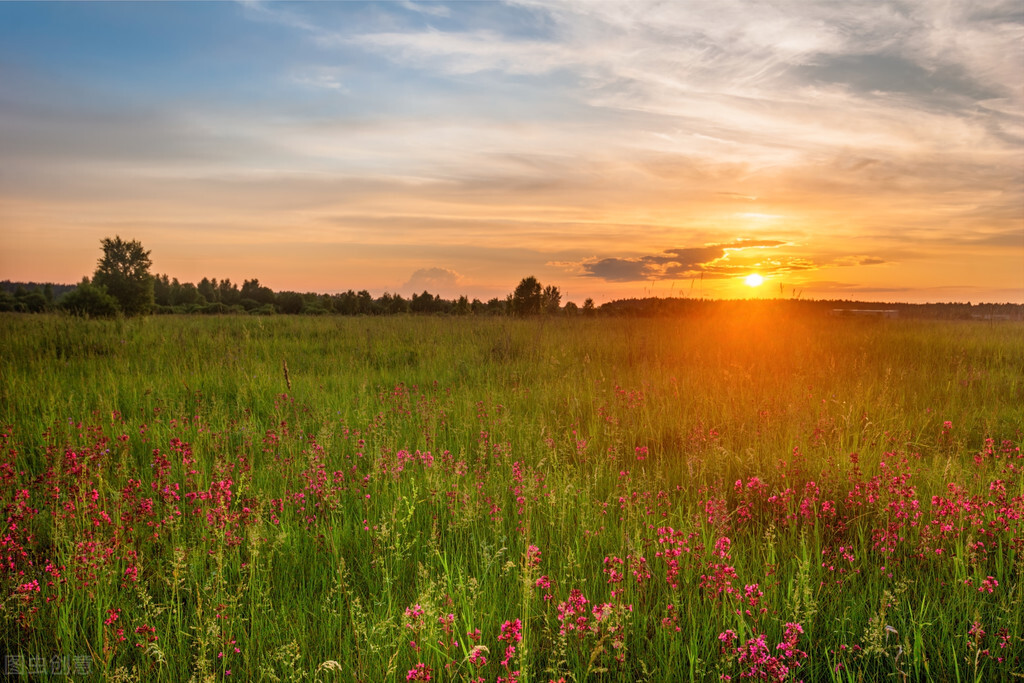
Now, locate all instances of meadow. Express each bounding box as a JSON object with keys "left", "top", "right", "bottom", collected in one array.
[{"left": 1, "top": 308, "right": 1022, "bottom": 682}]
